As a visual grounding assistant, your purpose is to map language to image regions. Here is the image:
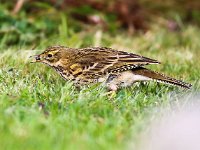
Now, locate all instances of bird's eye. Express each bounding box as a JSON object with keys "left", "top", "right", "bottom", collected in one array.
[{"left": 48, "top": 54, "right": 53, "bottom": 57}]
